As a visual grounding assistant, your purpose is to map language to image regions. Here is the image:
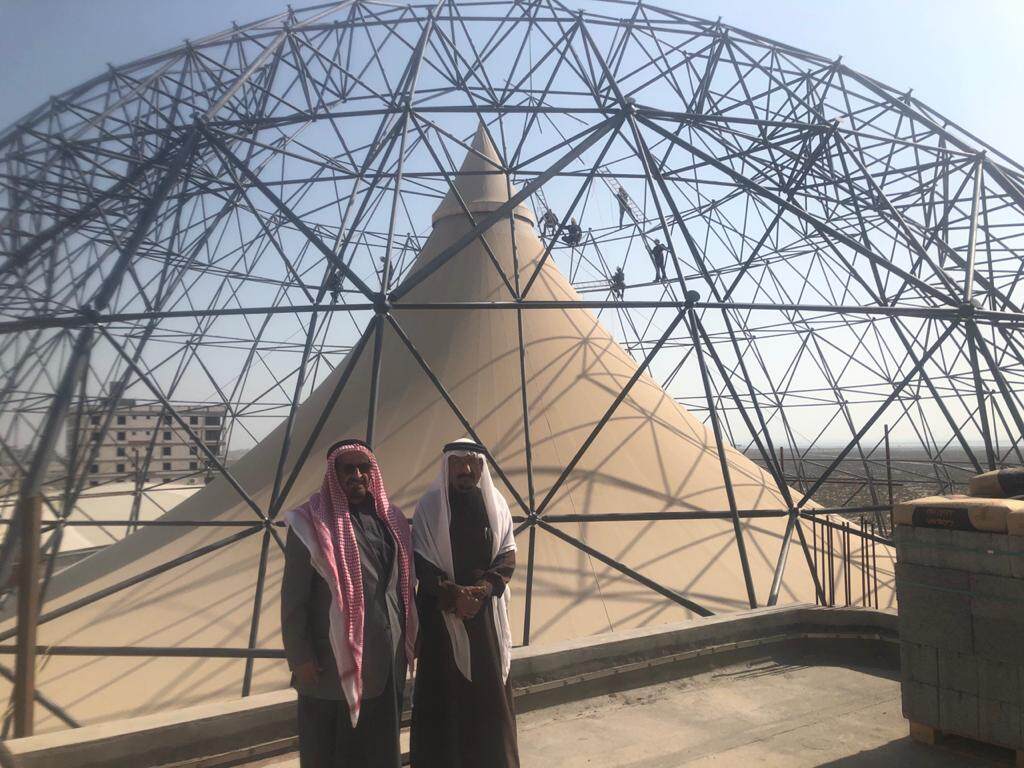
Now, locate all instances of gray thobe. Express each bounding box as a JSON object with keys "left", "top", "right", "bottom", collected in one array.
[{"left": 280, "top": 497, "right": 406, "bottom": 768}]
